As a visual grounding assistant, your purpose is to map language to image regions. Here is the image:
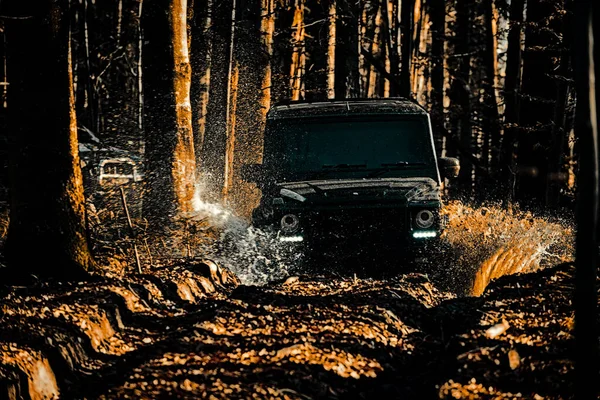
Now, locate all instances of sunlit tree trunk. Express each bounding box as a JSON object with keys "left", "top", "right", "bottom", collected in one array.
[
  {"left": 4, "top": 0, "right": 95, "bottom": 280},
  {"left": 260, "top": 0, "right": 275, "bottom": 114},
  {"left": 381, "top": 0, "right": 400, "bottom": 96},
  {"left": 224, "top": 65, "right": 239, "bottom": 201},
  {"left": 367, "top": 4, "right": 382, "bottom": 97},
  {"left": 411, "top": 0, "right": 430, "bottom": 104},
  {"left": 361, "top": 1, "right": 379, "bottom": 96},
  {"left": 290, "top": 0, "right": 306, "bottom": 100},
  {"left": 327, "top": 0, "right": 336, "bottom": 99},
  {"left": 171, "top": 0, "right": 197, "bottom": 213},
  {"left": 500, "top": 0, "right": 525, "bottom": 202},
  {"left": 142, "top": 0, "right": 197, "bottom": 226}
]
